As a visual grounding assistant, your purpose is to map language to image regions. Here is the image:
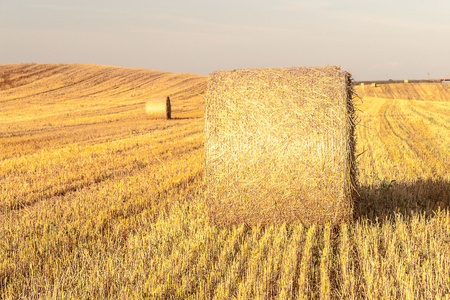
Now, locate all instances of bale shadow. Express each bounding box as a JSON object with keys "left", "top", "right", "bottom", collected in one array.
[
  {"left": 171, "top": 117, "right": 202, "bottom": 120},
  {"left": 354, "top": 177, "right": 450, "bottom": 223}
]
